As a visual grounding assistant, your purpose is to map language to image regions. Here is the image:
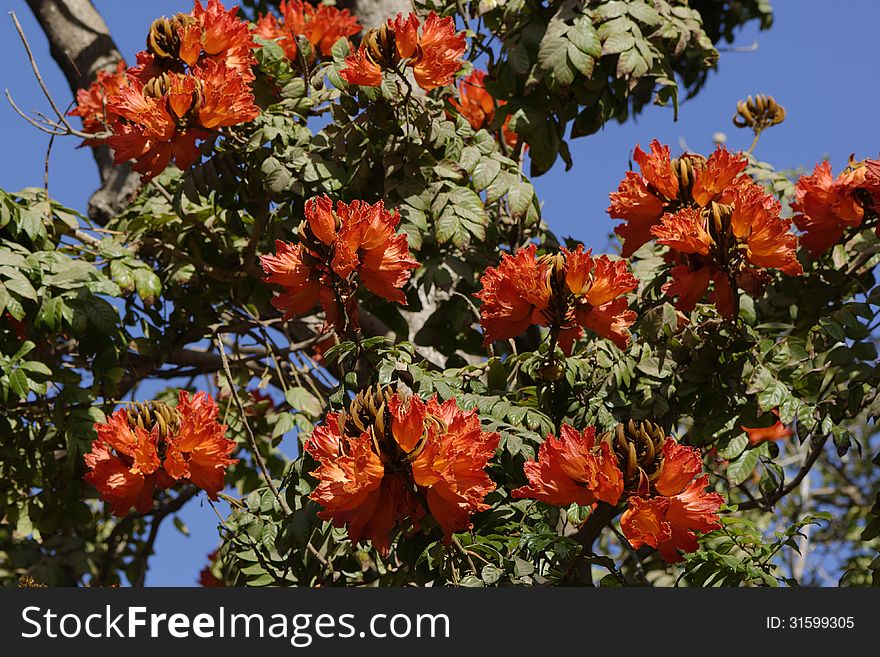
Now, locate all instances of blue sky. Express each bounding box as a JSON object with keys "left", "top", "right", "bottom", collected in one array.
[{"left": 1, "top": 1, "right": 878, "bottom": 585}]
